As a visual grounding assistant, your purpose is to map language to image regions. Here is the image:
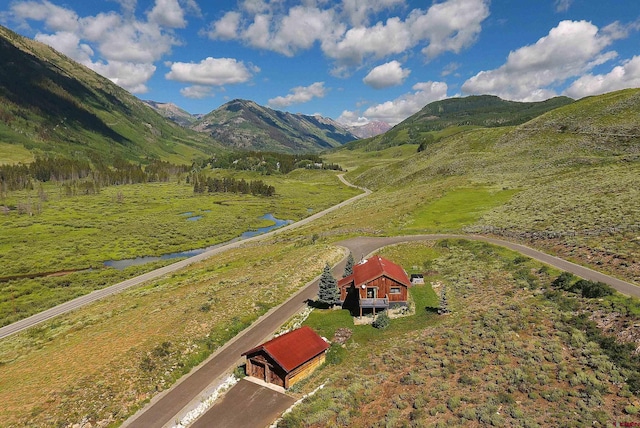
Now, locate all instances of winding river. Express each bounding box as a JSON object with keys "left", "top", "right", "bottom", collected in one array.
[{"left": 103, "top": 213, "right": 292, "bottom": 270}]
